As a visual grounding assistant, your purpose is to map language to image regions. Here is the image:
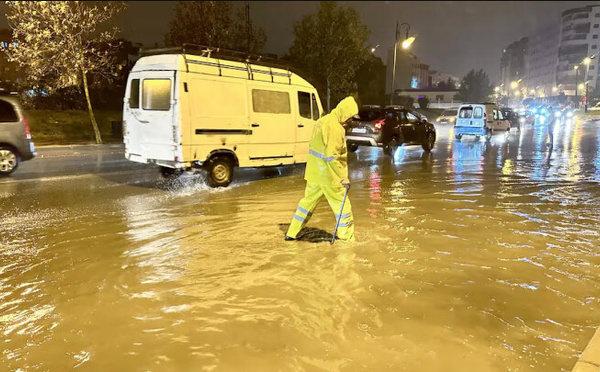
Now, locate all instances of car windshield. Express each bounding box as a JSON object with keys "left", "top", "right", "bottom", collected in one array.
[
  {"left": 442, "top": 110, "right": 456, "bottom": 116},
  {"left": 358, "top": 109, "right": 384, "bottom": 121}
]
